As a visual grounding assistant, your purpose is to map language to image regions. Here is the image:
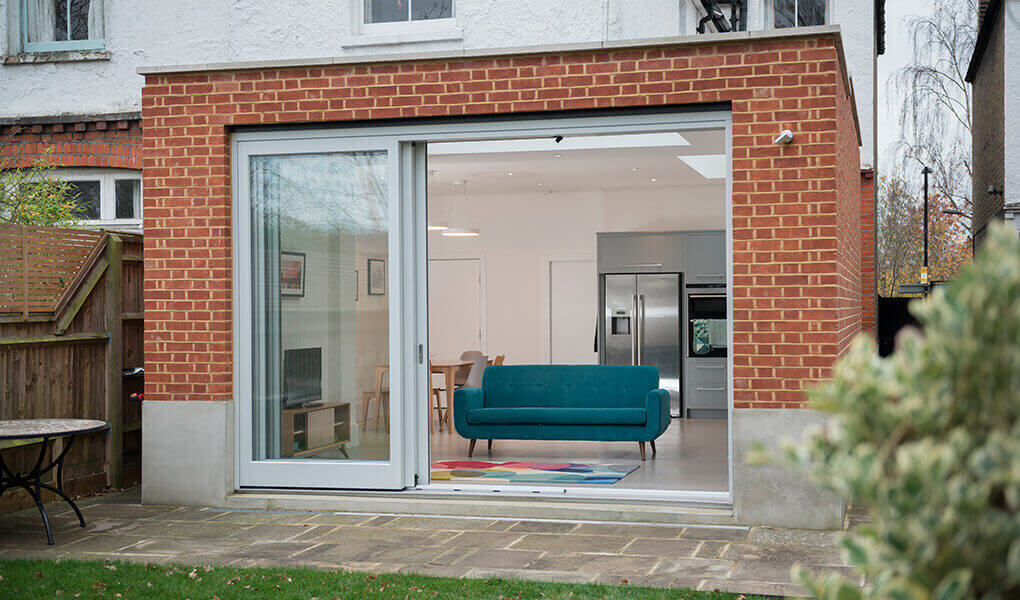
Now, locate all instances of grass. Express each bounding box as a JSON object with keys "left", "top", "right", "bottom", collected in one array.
[{"left": 0, "top": 558, "right": 768, "bottom": 600}]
